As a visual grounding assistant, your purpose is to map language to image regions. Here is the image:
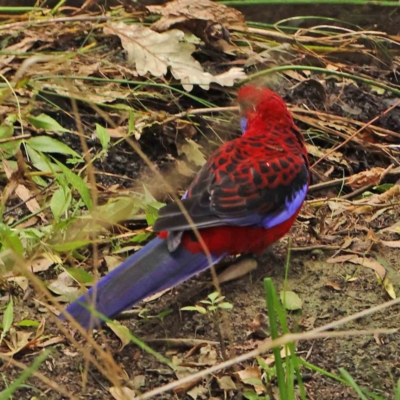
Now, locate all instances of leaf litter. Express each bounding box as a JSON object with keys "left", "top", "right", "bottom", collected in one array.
[{"left": 0, "top": 0, "right": 399, "bottom": 399}]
